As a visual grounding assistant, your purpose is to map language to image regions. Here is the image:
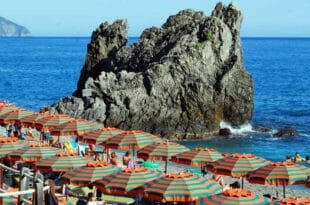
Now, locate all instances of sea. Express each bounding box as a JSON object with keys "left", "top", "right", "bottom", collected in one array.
[{"left": 0, "top": 37, "right": 309, "bottom": 164}]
